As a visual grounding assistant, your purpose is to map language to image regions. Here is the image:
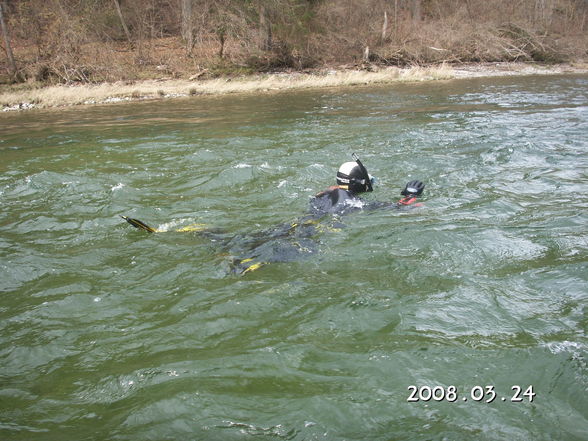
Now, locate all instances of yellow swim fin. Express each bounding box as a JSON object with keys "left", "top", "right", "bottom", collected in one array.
[
  {"left": 121, "top": 216, "right": 158, "bottom": 233},
  {"left": 241, "top": 261, "right": 266, "bottom": 275},
  {"left": 122, "top": 216, "right": 209, "bottom": 234},
  {"left": 232, "top": 257, "right": 267, "bottom": 275}
]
